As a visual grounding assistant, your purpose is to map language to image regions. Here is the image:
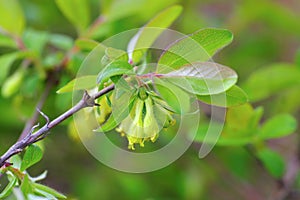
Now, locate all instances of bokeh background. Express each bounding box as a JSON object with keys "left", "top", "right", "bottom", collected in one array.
[{"left": 1, "top": 0, "right": 300, "bottom": 199}]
